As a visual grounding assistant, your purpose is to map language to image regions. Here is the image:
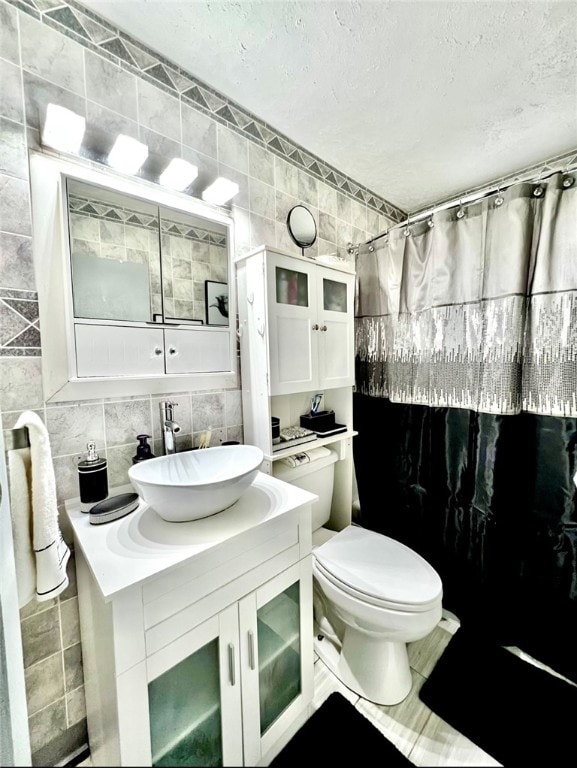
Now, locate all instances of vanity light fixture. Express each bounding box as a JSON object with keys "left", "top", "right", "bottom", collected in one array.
[
  {"left": 107, "top": 135, "right": 148, "bottom": 175},
  {"left": 159, "top": 158, "right": 199, "bottom": 191},
  {"left": 42, "top": 104, "right": 86, "bottom": 154},
  {"left": 202, "top": 177, "right": 239, "bottom": 205}
]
